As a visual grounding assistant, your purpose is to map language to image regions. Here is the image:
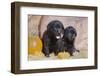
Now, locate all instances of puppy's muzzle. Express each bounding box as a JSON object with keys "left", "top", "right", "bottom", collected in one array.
[{"left": 56, "top": 33, "right": 63, "bottom": 39}]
